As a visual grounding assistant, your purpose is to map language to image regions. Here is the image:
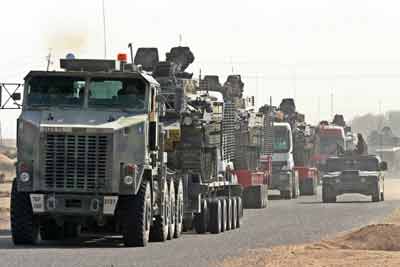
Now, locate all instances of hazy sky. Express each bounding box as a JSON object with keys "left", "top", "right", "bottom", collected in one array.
[{"left": 2, "top": 0, "right": 400, "bottom": 138}]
